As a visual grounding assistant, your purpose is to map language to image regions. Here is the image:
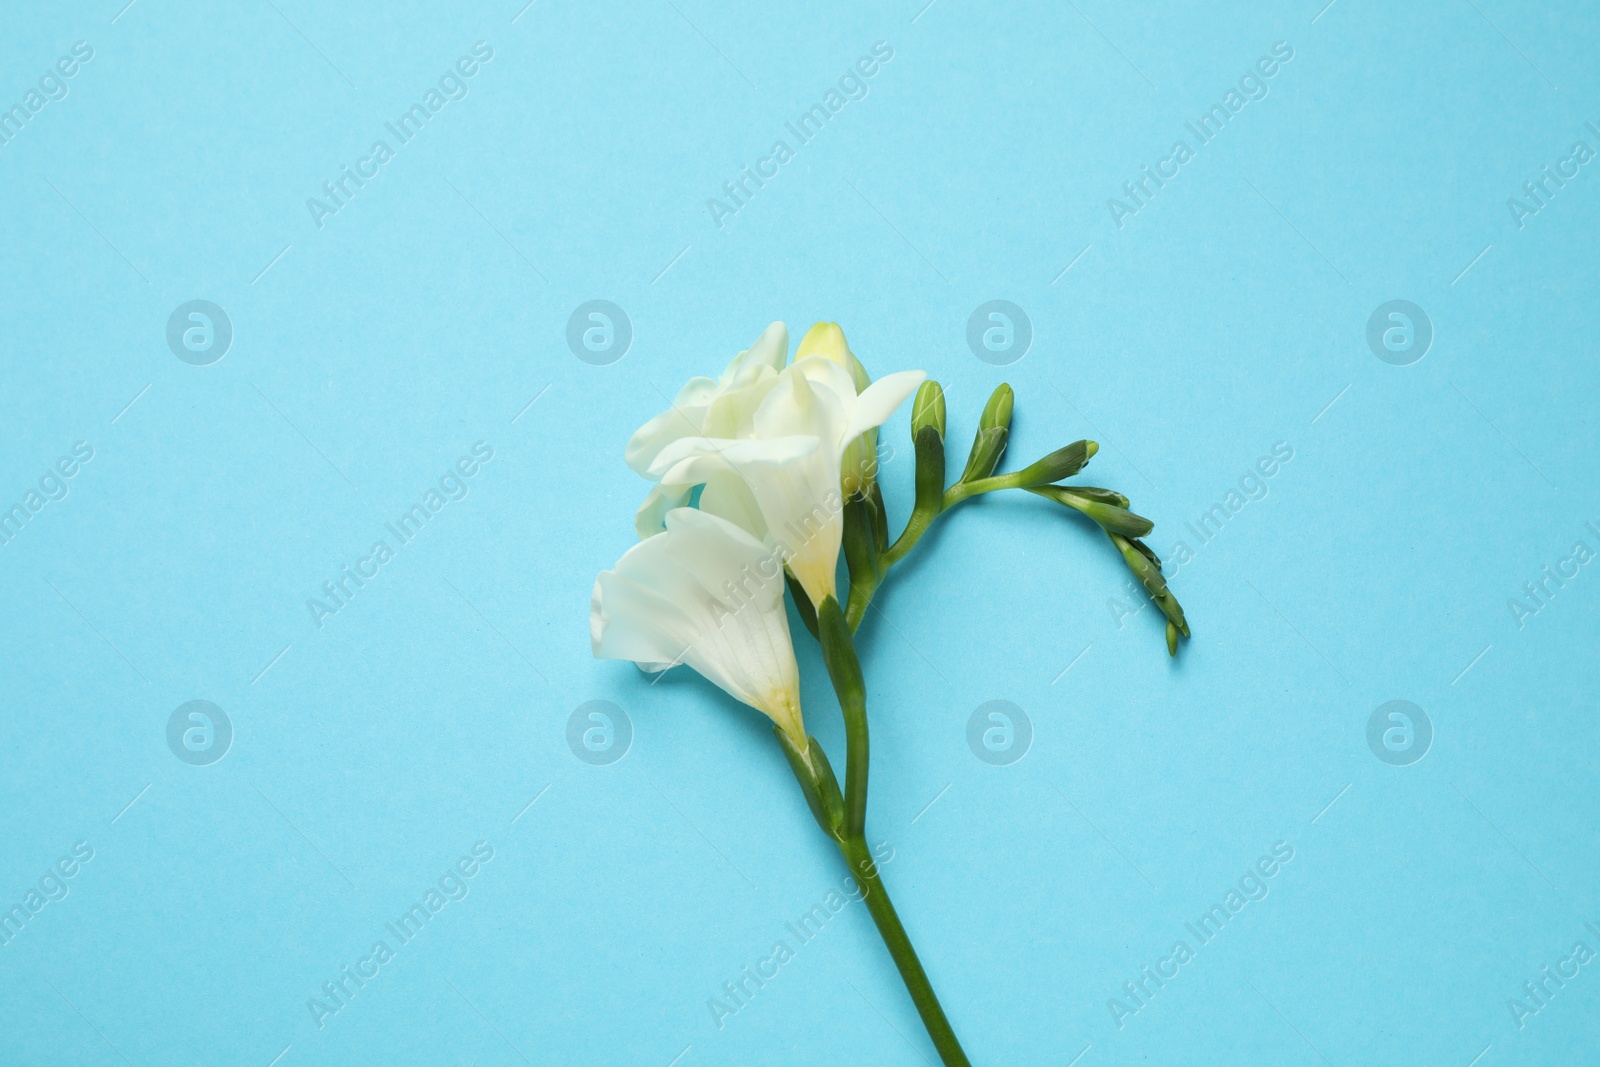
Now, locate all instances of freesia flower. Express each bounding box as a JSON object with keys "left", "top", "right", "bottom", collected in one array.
[
  {"left": 625, "top": 322, "right": 789, "bottom": 539},
  {"left": 646, "top": 355, "right": 924, "bottom": 608},
  {"left": 592, "top": 316, "right": 1189, "bottom": 1066},
  {"left": 590, "top": 506, "right": 805, "bottom": 747}
]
